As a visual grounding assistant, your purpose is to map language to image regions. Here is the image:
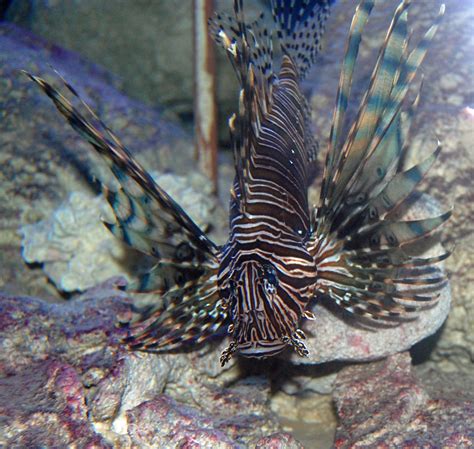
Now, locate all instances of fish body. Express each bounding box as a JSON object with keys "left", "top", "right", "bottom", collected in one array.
[{"left": 25, "top": 0, "right": 449, "bottom": 366}]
